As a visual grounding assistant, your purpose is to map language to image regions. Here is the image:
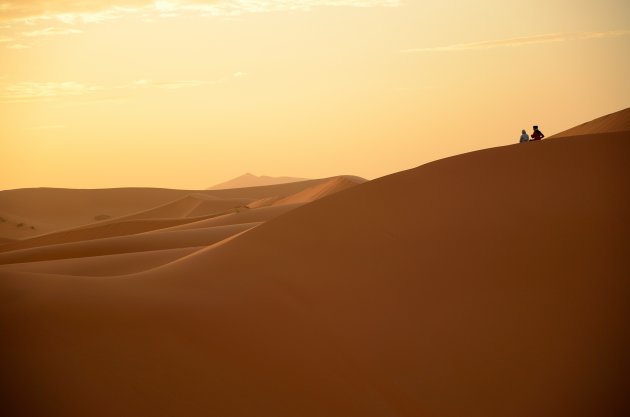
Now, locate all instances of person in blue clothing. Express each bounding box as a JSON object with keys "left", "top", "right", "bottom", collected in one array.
[{"left": 519, "top": 129, "right": 529, "bottom": 143}]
